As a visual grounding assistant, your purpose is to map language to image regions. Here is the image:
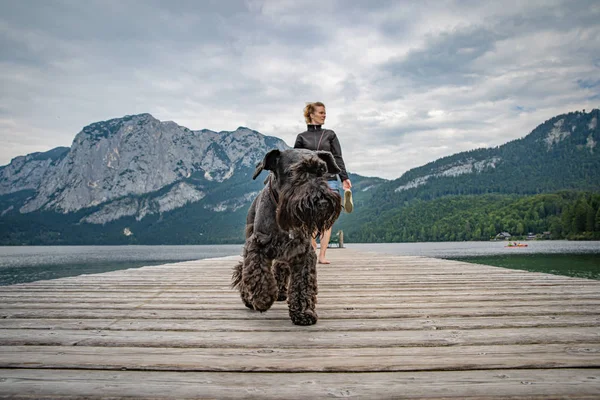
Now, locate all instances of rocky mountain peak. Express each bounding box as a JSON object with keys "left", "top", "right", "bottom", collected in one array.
[
  {"left": 2, "top": 114, "right": 289, "bottom": 217},
  {"left": 0, "top": 147, "right": 70, "bottom": 196},
  {"left": 76, "top": 113, "right": 158, "bottom": 144}
]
